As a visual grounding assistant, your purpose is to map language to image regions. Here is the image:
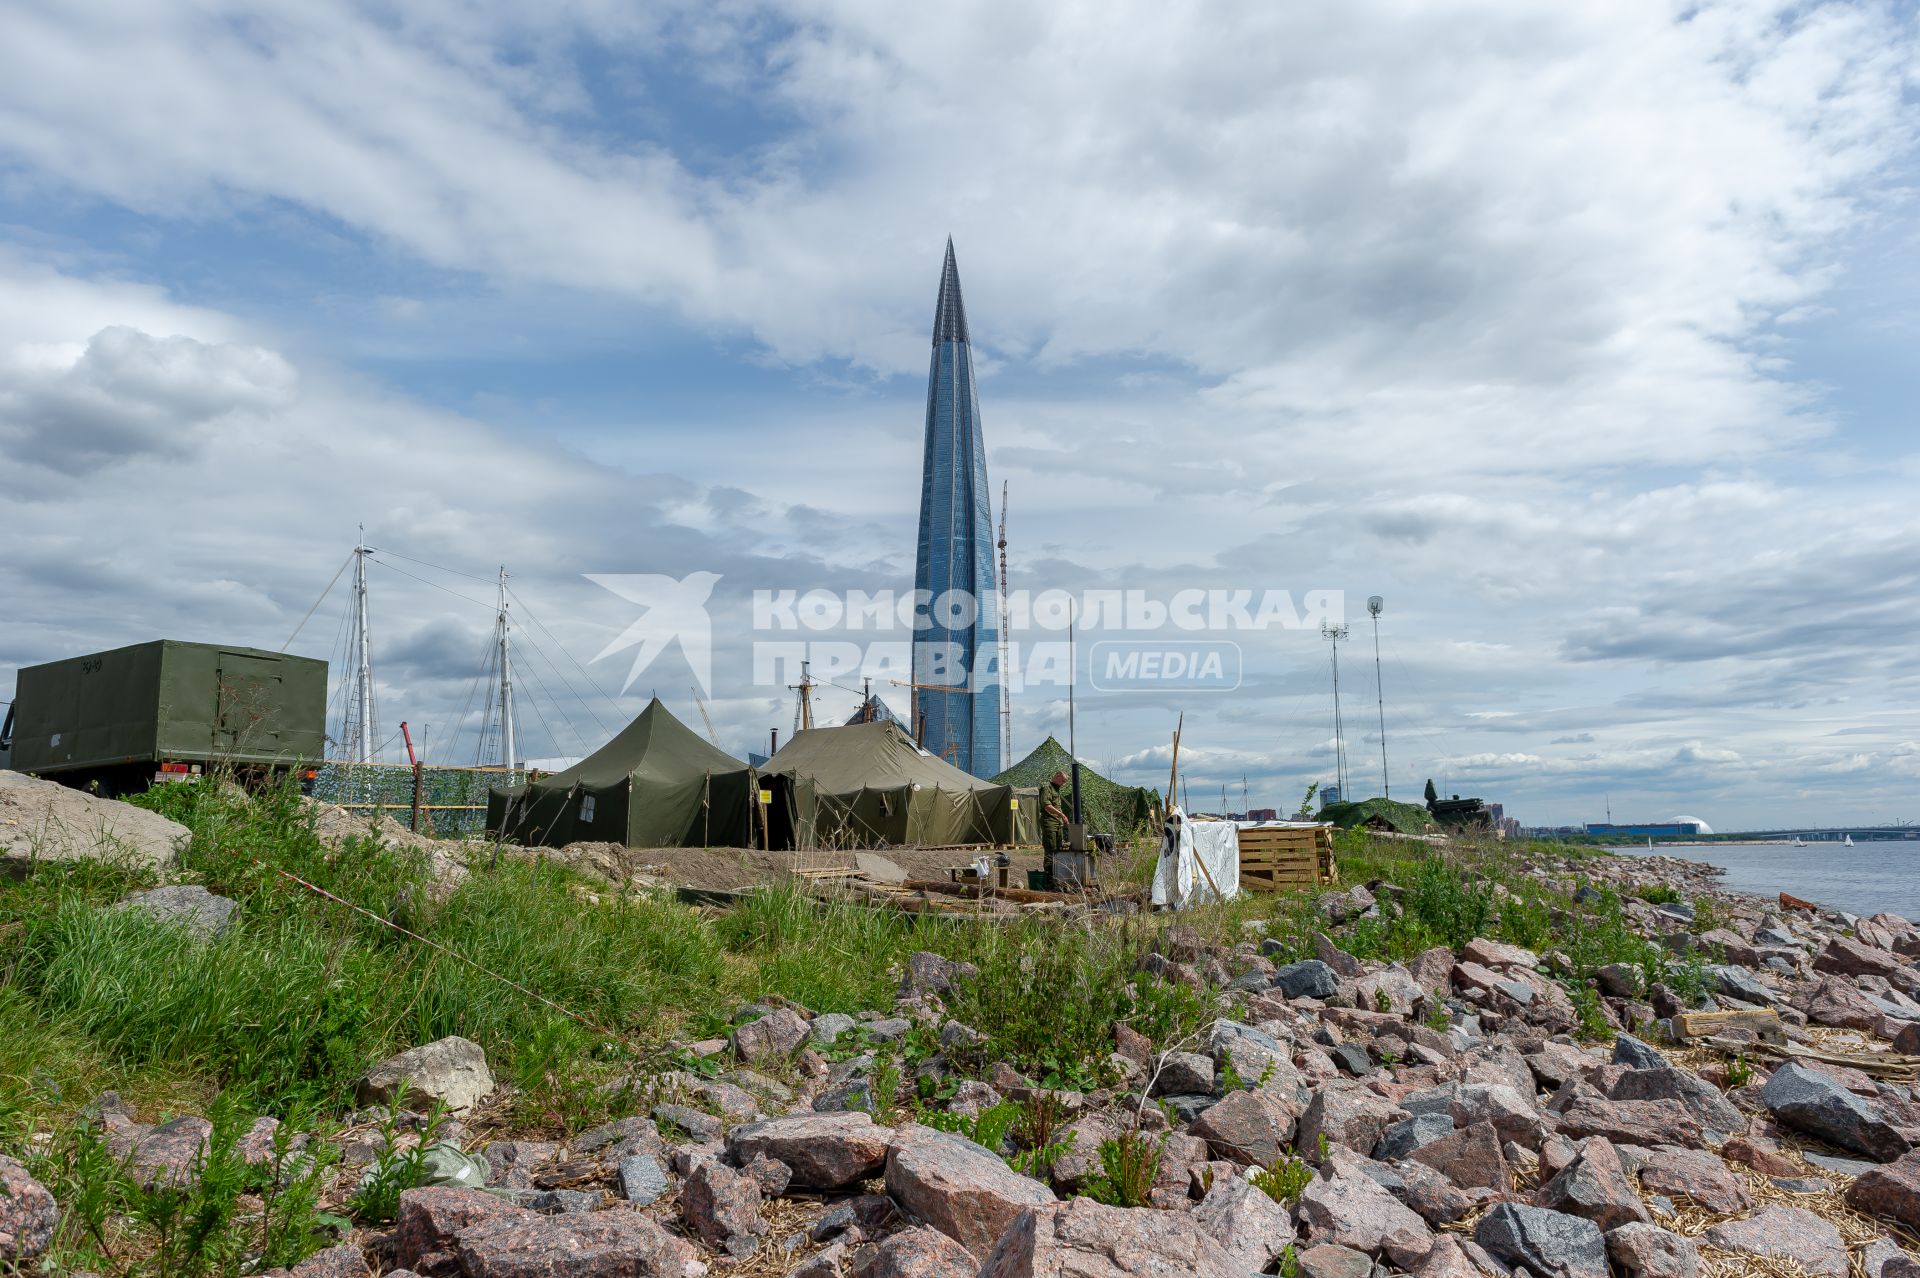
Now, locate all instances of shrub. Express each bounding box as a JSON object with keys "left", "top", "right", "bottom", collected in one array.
[
  {"left": 1249, "top": 1149, "right": 1313, "bottom": 1203},
  {"left": 1083, "top": 1127, "right": 1162, "bottom": 1207}
]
